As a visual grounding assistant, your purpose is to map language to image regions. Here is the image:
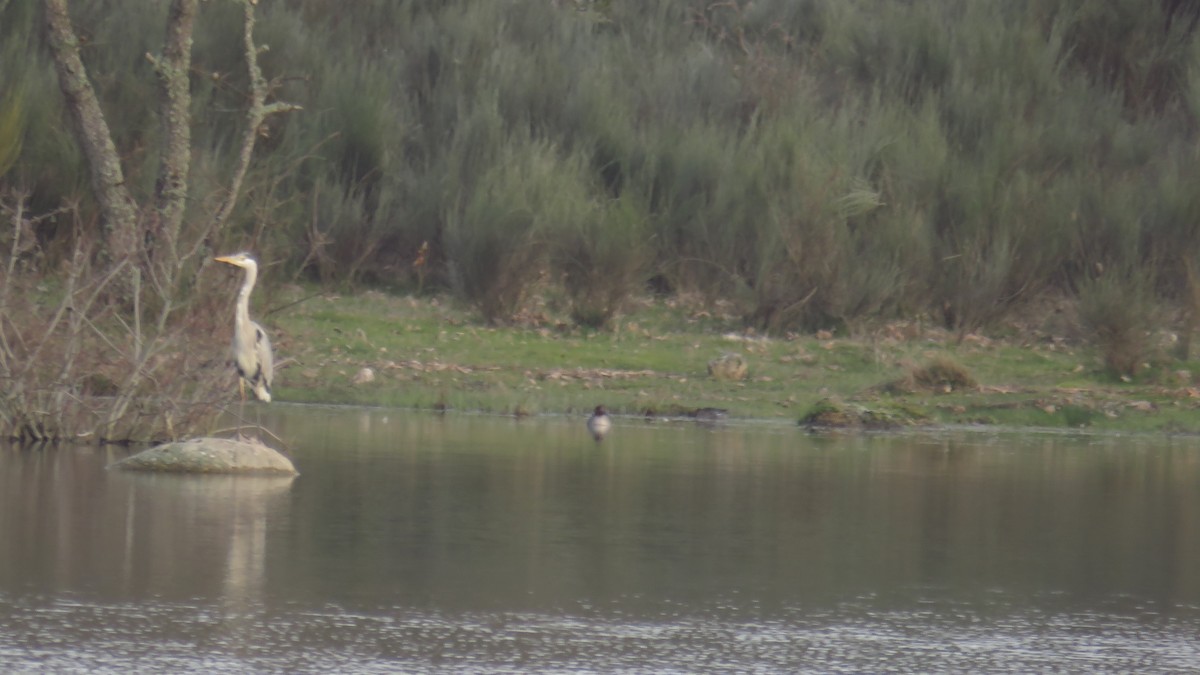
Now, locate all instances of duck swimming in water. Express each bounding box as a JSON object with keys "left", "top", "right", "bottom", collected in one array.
[{"left": 587, "top": 405, "right": 612, "bottom": 441}]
